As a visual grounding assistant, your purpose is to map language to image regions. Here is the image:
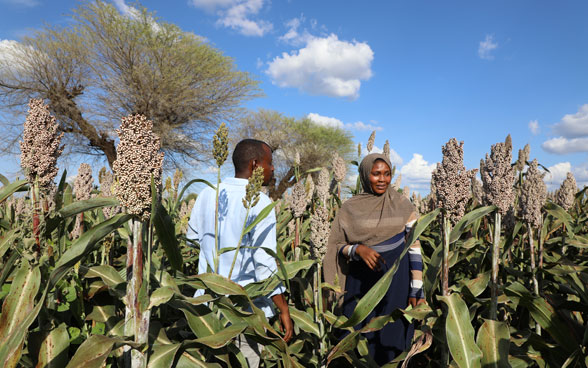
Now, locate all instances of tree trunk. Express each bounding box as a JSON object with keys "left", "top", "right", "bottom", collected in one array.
[
  {"left": 47, "top": 90, "right": 117, "bottom": 167},
  {"left": 269, "top": 166, "right": 296, "bottom": 201}
]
